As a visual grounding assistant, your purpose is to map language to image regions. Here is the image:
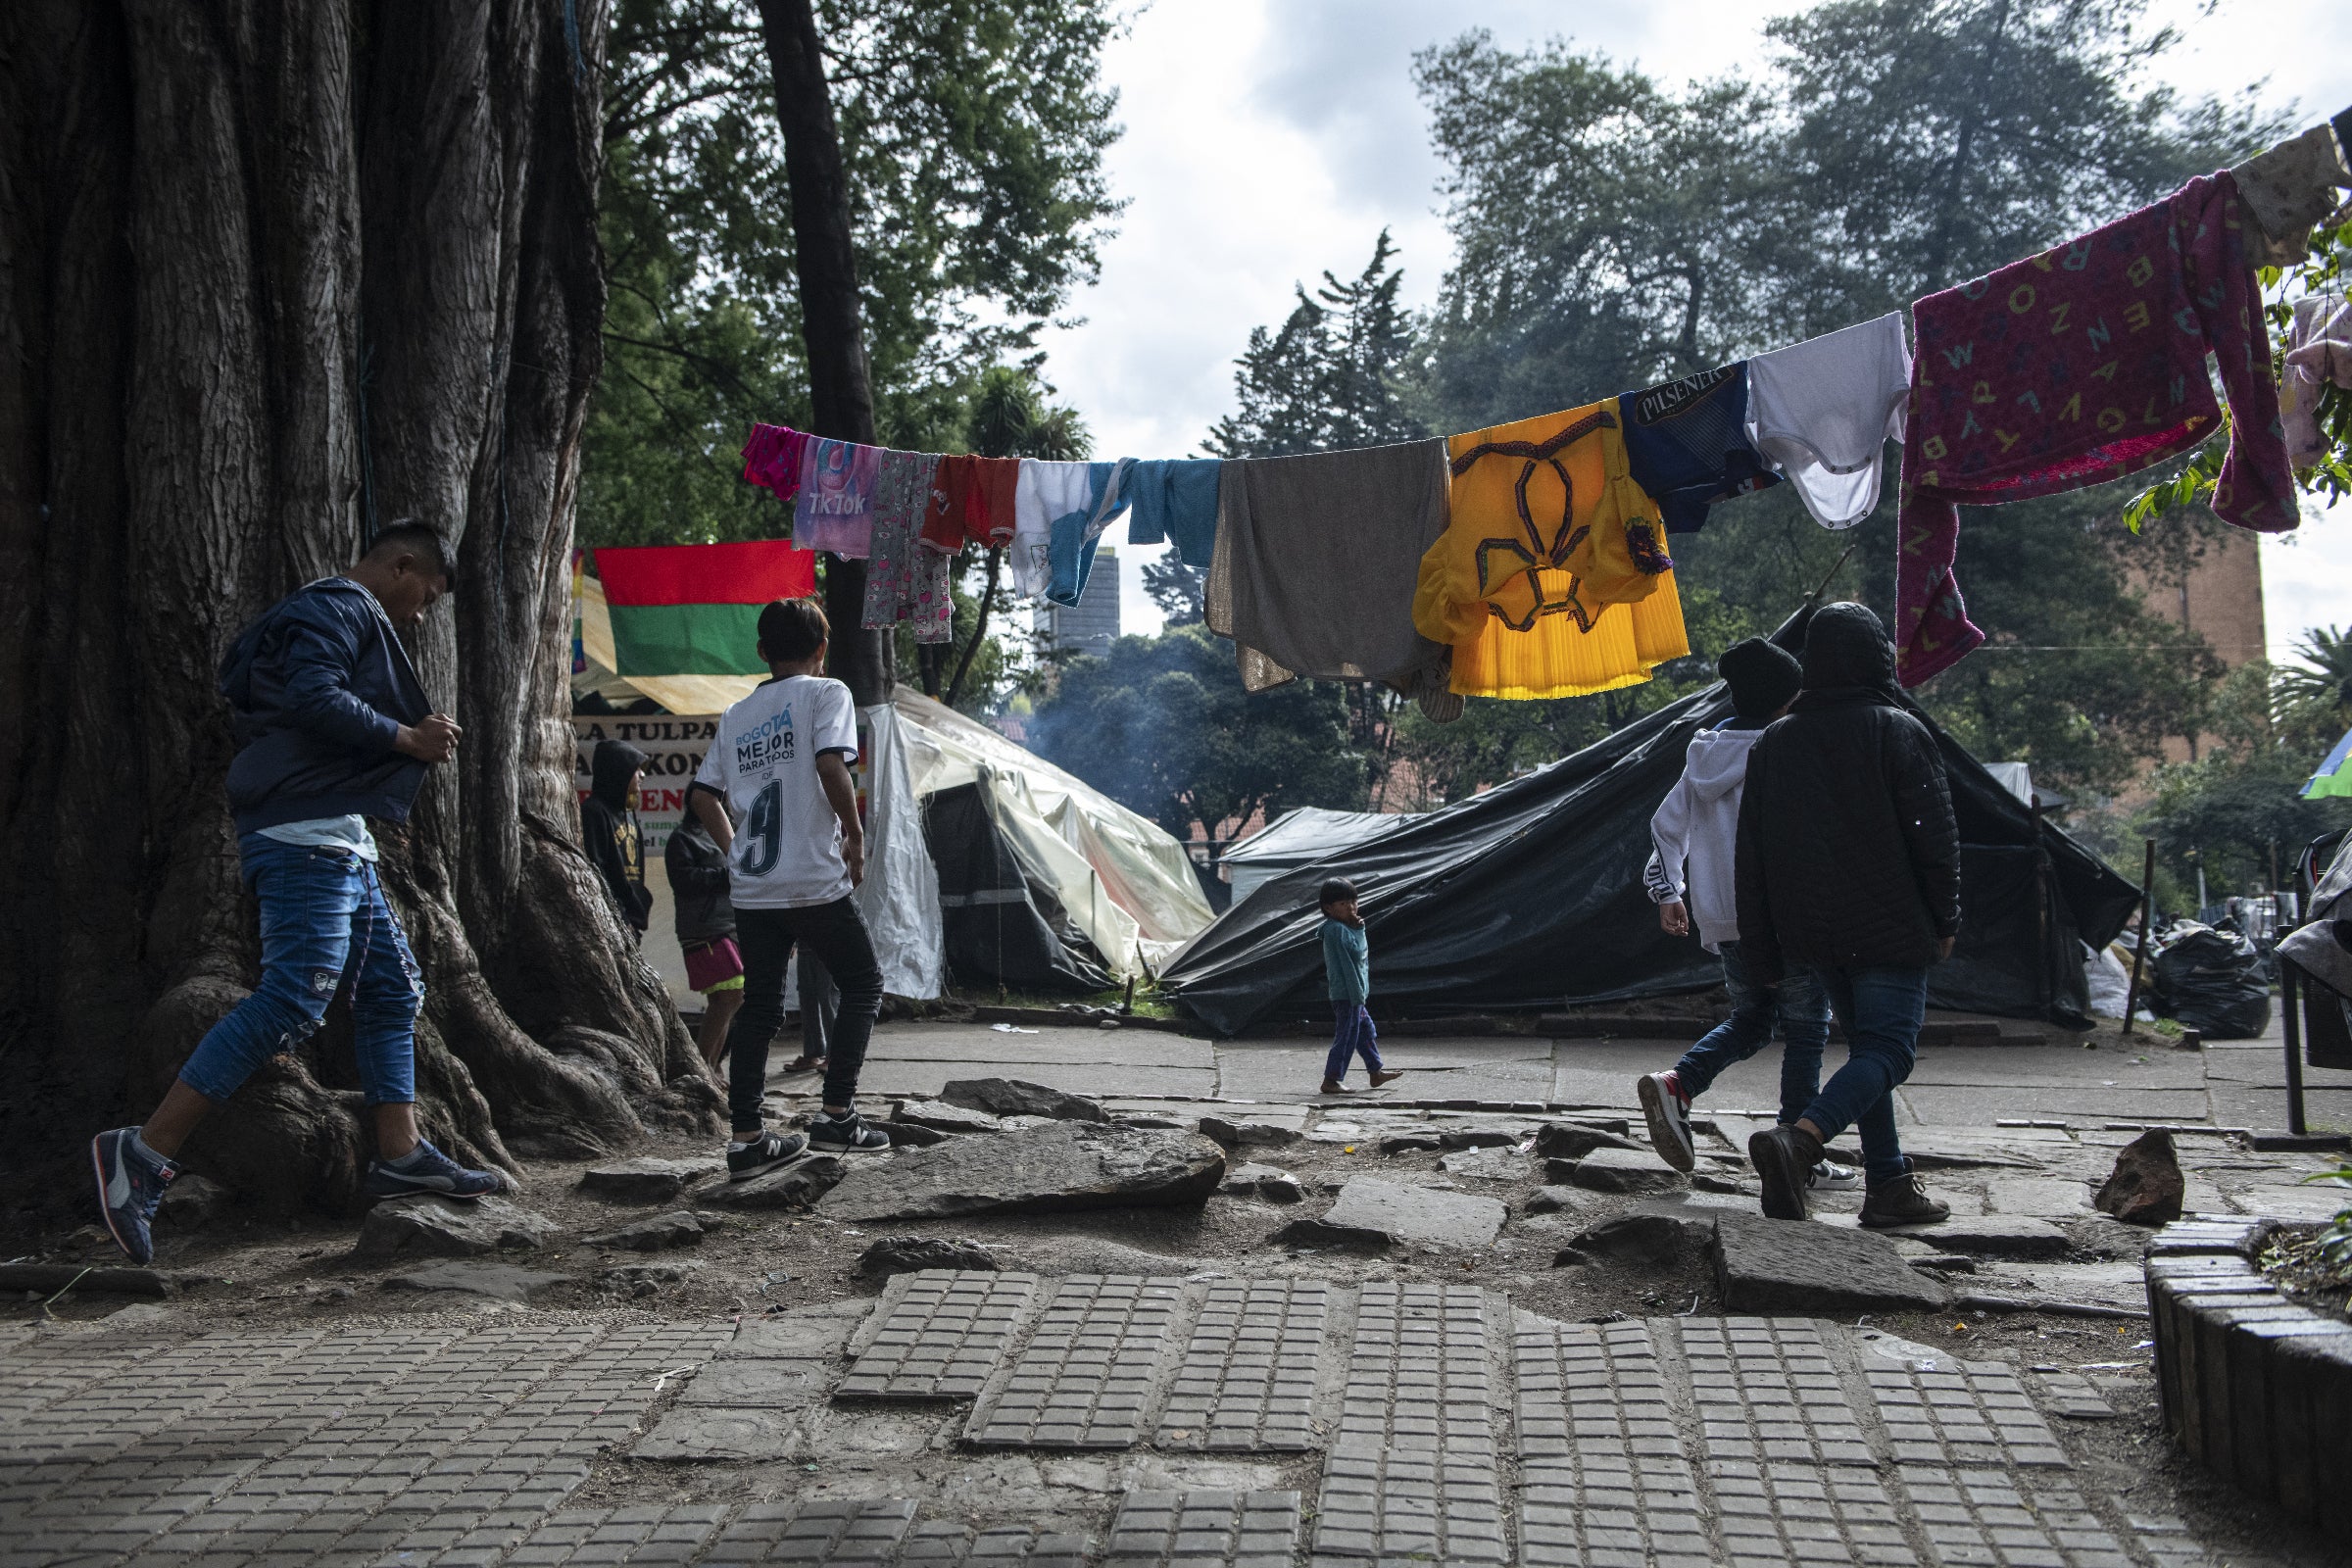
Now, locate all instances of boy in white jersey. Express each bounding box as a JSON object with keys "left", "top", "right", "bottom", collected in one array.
[{"left": 688, "top": 599, "right": 892, "bottom": 1172}]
